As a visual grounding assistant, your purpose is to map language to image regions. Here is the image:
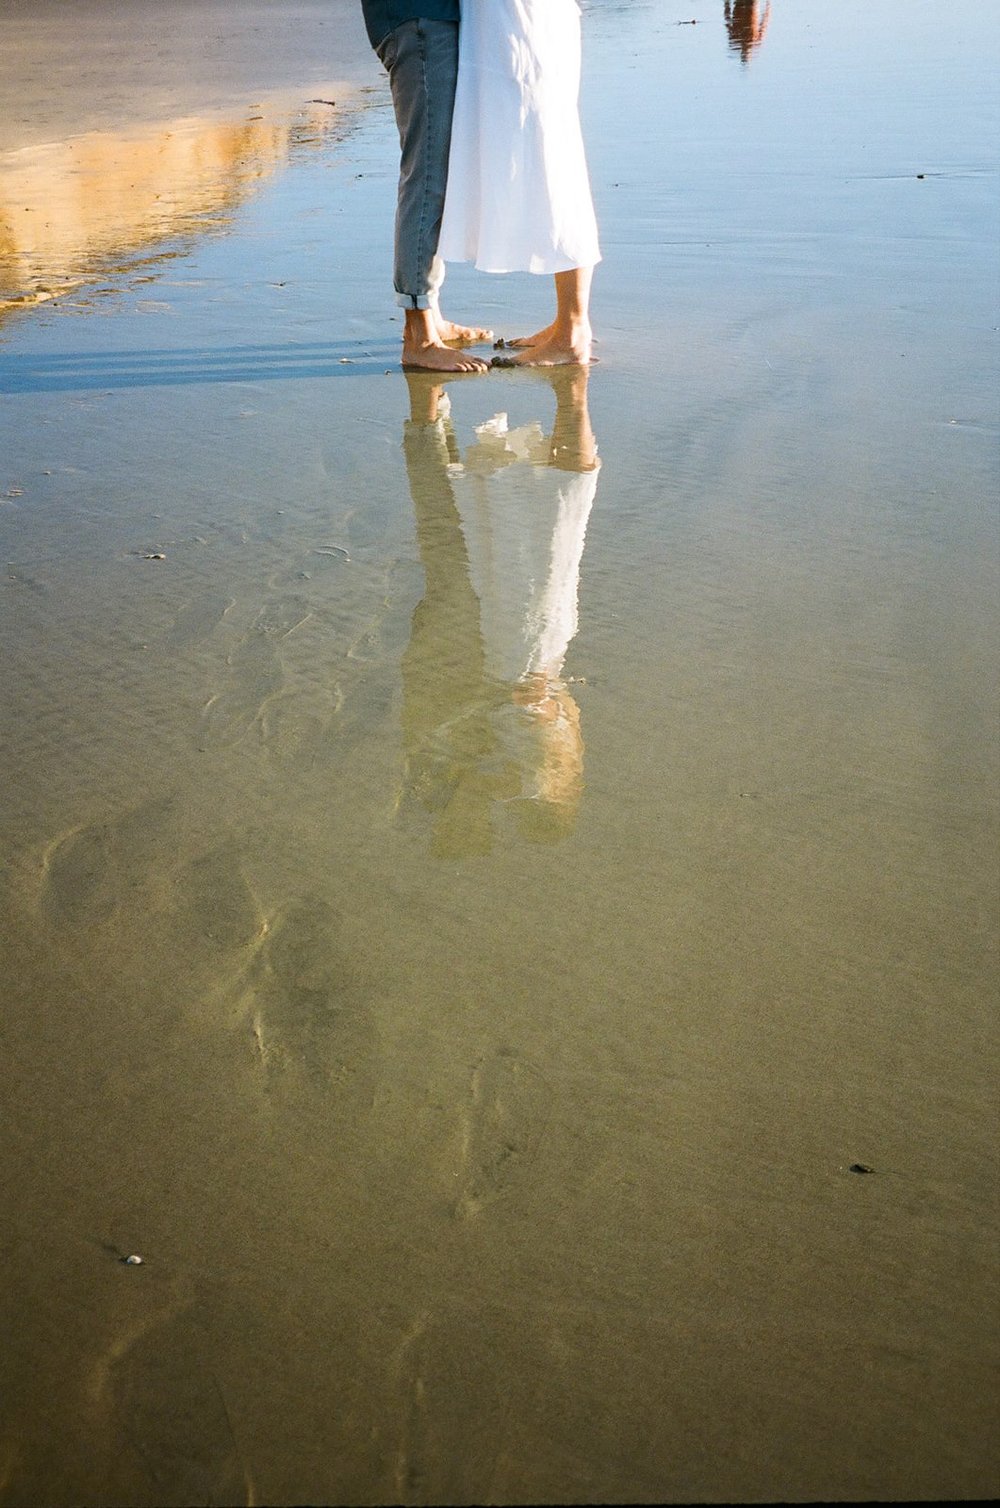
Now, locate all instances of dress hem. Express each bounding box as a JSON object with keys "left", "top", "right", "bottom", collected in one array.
[{"left": 443, "top": 253, "right": 602, "bottom": 276}]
